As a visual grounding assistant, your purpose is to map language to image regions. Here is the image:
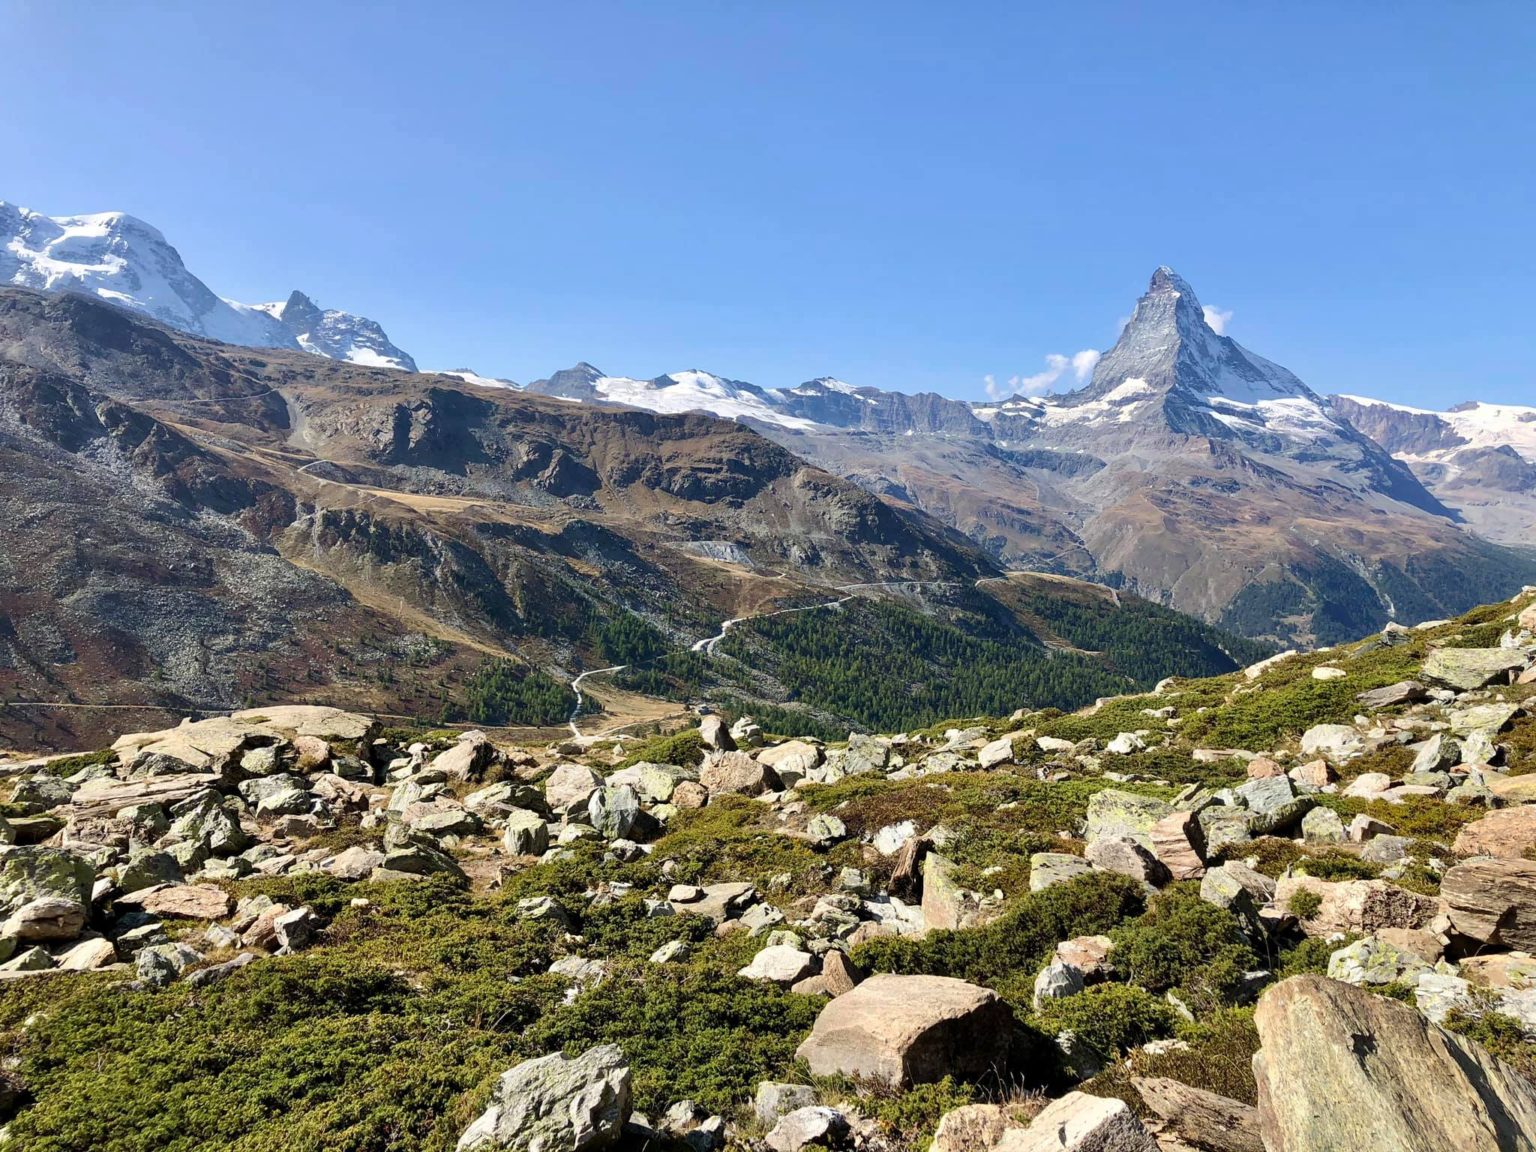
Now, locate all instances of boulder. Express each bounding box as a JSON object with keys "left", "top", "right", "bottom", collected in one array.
[
  {"left": 757, "top": 740, "right": 823, "bottom": 777},
  {"left": 755, "top": 1082, "right": 818, "bottom": 1126},
  {"left": 1422, "top": 647, "right": 1528, "bottom": 692},
  {"left": 1299, "top": 806, "right": 1346, "bottom": 845},
  {"left": 921, "top": 852, "right": 991, "bottom": 932},
  {"left": 978, "top": 736, "right": 1015, "bottom": 769},
  {"left": 1131, "top": 1077, "right": 1263, "bottom": 1152},
  {"left": 1253, "top": 974, "right": 1536, "bottom": 1151},
  {"left": 121, "top": 884, "right": 233, "bottom": 921},
  {"left": 457, "top": 1044, "right": 631, "bottom": 1152},
  {"left": 1356, "top": 681, "right": 1429, "bottom": 709},
  {"left": 1084, "top": 790, "right": 1173, "bottom": 850},
  {"left": 1454, "top": 808, "right": 1536, "bottom": 858},
  {"left": 503, "top": 810, "right": 550, "bottom": 857},
  {"left": 2, "top": 896, "right": 87, "bottom": 942},
  {"left": 430, "top": 735, "right": 497, "bottom": 782},
  {"left": 738, "top": 945, "right": 816, "bottom": 985},
  {"left": 699, "top": 752, "right": 779, "bottom": 796},
  {"left": 765, "top": 1107, "right": 848, "bottom": 1152},
  {"left": 697, "top": 715, "right": 735, "bottom": 752},
  {"left": 794, "top": 973, "right": 1012, "bottom": 1087},
  {"left": 842, "top": 735, "right": 890, "bottom": 776},
  {"left": 1033, "top": 961, "right": 1085, "bottom": 1008},
  {"left": 1148, "top": 811, "right": 1205, "bottom": 880},
  {"left": 932, "top": 1105, "right": 1017, "bottom": 1152},
  {"left": 1084, "top": 836, "right": 1168, "bottom": 886},
  {"left": 1298, "top": 724, "right": 1364, "bottom": 764},
  {"left": 1272, "top": 877, "right": 1436, "bottom": 937},
  {"left": 0, "top": 846, "right": 95, "bottom": 916},
  {"left": 544, "top": 764, "right": 605, "bottom": 816},
  {"left": 1326, "top": 935, "right": 1434, "bottom": 987},
  {"left": 1441, "top": 857, "right": 1536, "bottom": 951},
  {"left": 994, "top": 1092, "right": 1157, "bottom": 1152},
  {"left": 1030, "top": 853, "right": 1094, "bottom": 892}
]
